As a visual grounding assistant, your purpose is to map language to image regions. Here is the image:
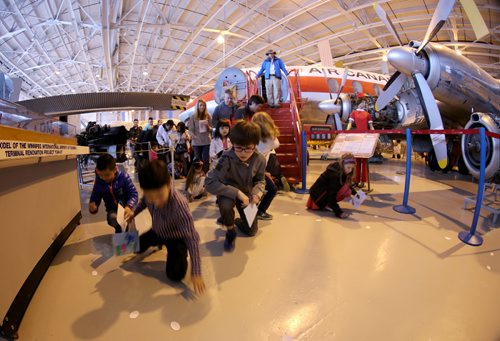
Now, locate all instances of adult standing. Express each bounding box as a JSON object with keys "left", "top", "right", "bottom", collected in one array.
[
  {"left": 212, "top": 89, "right": 239, "bottom": 126},
  {"left": 156, "top": 120, "right": 176, "bottom": 163},
  {"left": 128, "top": 118, "right": 143, "bottom": 167},
  {"left": 187, "top": 100, "right": 212, "bottom": 173},
  {"left": 144, "top": 117, "right": 154, "bottom": 131},
  {"left": 128, "top": 118, "right": 142, "bottom": 142},
  {"left": 346, "top": 95, "right": 374, "bottom": 188},
  {"left": 256, "top": 49, "right": 289, "bottom": 108}
]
